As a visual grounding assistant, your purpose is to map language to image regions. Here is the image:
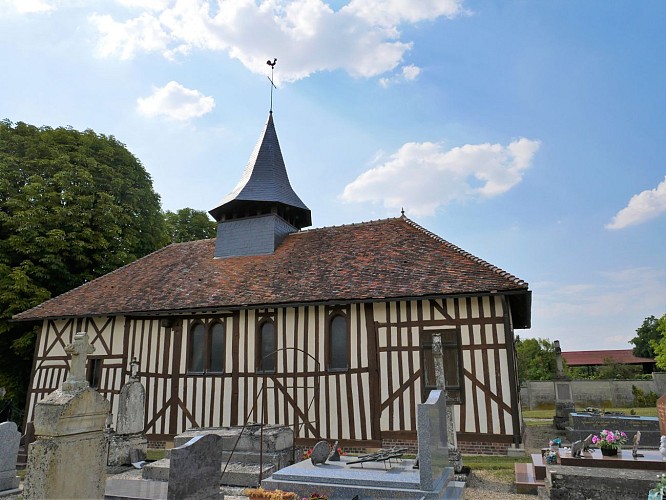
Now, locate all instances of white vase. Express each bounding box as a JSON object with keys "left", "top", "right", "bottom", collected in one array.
[{"left": 659, "top": 435, "right": 666, "bottom": 460}]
